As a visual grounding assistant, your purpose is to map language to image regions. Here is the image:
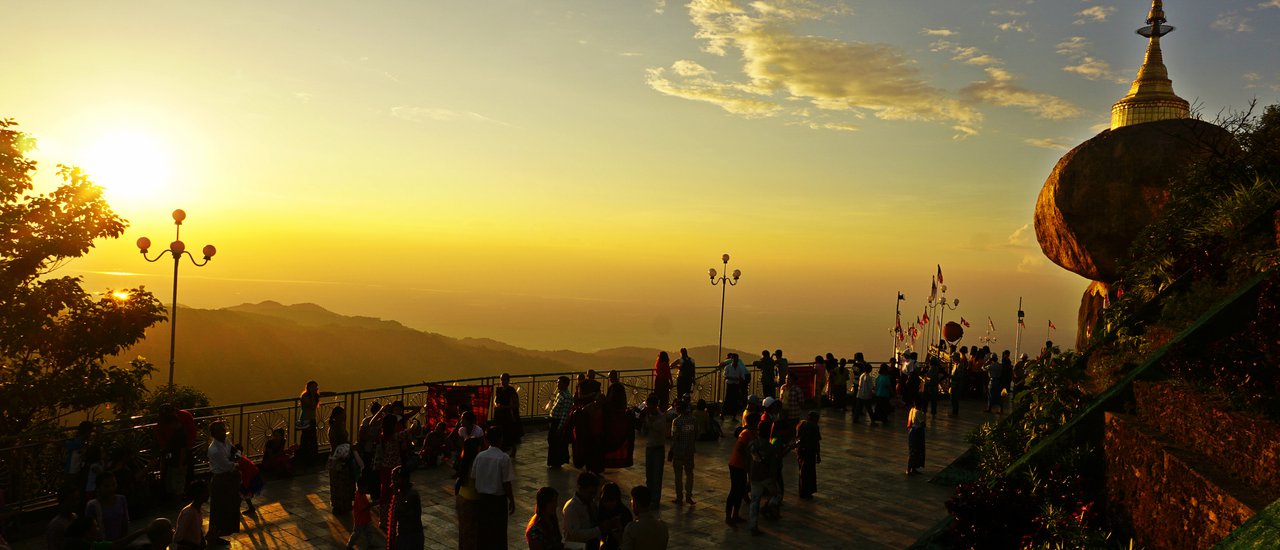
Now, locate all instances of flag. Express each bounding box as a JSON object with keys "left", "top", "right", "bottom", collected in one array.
[
  {"left": 937, "top": 264, "right": 944, "bottom": 285},
  {"left": 960, "top": 317, "right": 971, "bottom": 328},
  {"left": 916, "top": 316, "right": 923, "bottom": 327},
  {"left": 987, "top": 317, "right": 996, "bottom": 331},
  {"left": 909, "top": 325, "right": 919, "bottom": 340},
  {"left": 1049, "top": 320, "right": 1057, "bottom": 330},
  {"left": 930, "top": 278, "right": 938, "bottom": 301},
  {"left": 898, "top": 292, "right": 905, "bottom": 301},
  {"left": 1018, "top": 317, "right": 1025, "bottom": 328},
  {"left": 922, "top": 309, "right": 930, "bottom": 324},
  {"left": 895, "top": 316, "right": 903, "bottom": 335}
]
